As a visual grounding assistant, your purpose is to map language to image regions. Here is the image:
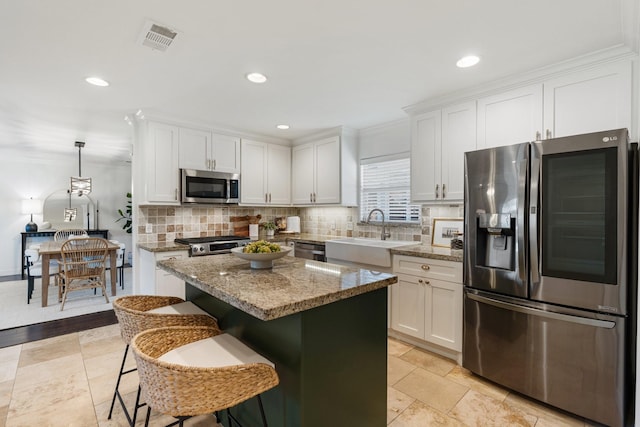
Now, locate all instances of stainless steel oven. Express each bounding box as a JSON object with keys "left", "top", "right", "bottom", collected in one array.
[{"left": 174, "top": 236, "right": 250, "bottom": 257}]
